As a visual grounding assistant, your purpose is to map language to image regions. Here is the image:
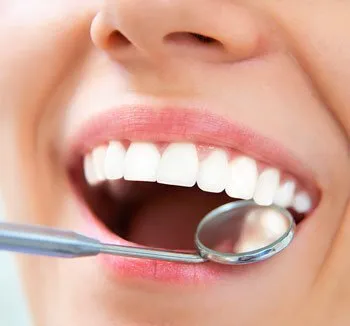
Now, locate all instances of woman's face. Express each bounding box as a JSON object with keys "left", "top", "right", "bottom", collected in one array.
[{"left": 1, "top": 1, "right": 349, "bottom": 325}]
